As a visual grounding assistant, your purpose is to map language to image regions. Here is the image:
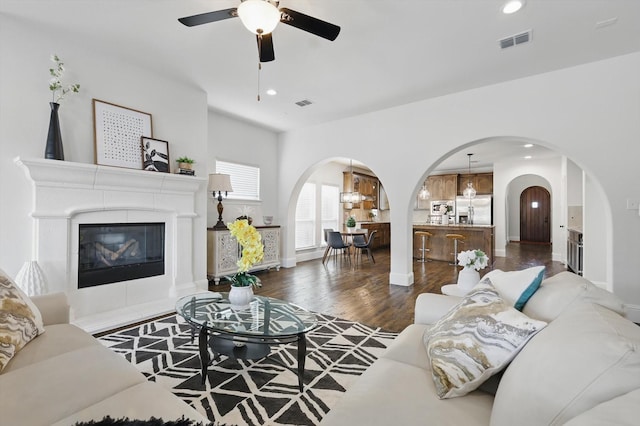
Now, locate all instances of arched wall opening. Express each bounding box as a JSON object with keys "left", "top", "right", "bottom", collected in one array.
[
  {"left": 407, "top": 136, "right": 612, "bottom": 289},
  {"left": 285, "top": 157, "right": 391, "bottom": 265}
]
